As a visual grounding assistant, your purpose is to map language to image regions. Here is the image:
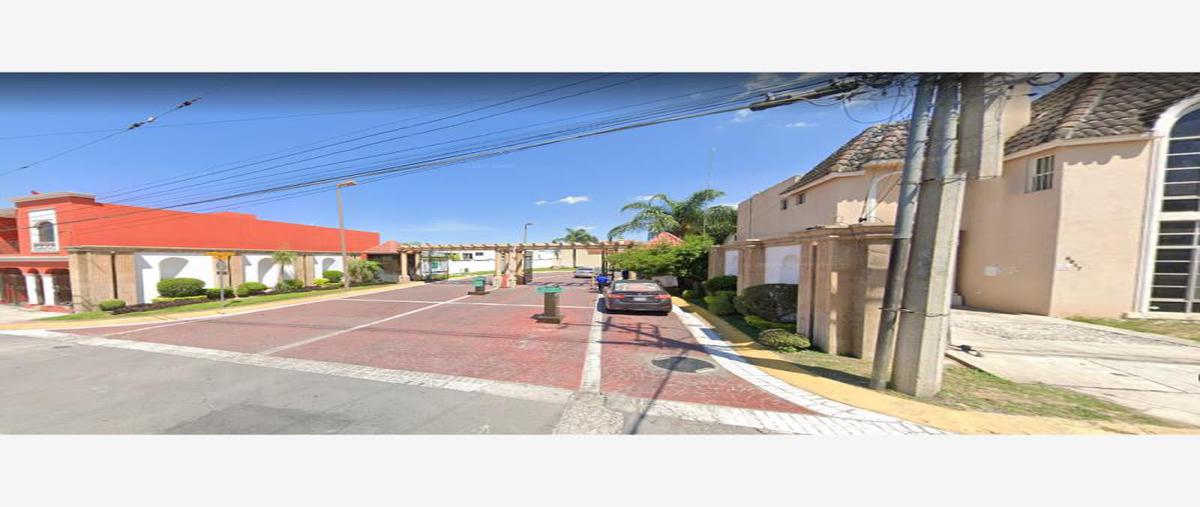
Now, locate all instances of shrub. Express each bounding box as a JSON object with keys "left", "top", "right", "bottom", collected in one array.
[
  {"left": 346, "top": 259, "right": 382, "bottom": 283},
  {"left": 236, "top": 281, "right": 269, "bottom": 297},
  {"left": 206, "top": 288, "right": 235, "bottom": 299},
  {"left": 323, "top": 270, "right": 343, "bottom": 284},
  {"left": 756, "top": 328, "right": 811, "bottom": 352},
  {"left": 733, "top": 294, "right": 750, "bottom": 315},
  {"left": 745, "top": 315, "right": 794, "bottom": 331},
  {"left": 276, "top": 278, "right": 304, "bottom": 291},
  {"left": 313, "top": 278, "right": 329, "bottom": 286},
  {"left": 681, "top": 289, "right": 696, "bottom": 299},
  {"left": 156, "top": 277, "right": 205, "bottom": 298},
  {"left": 98, "top": 299, "right": 126, "bottom": 311},
  {"left": 152, "top": 295, "right": 208, "bottom": 304},
  {"left": 704, "top": 275, "right": 737, "bottom": 294},
  {"left": 741, "top": 283, "right": 799, "bottom": 322},
  {"left": 703, "top": 290, "right": 737, "bottom": 315}
]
